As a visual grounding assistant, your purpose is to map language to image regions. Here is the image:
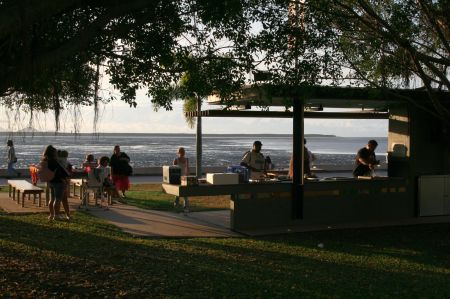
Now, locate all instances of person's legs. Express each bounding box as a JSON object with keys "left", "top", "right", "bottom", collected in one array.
[
  {"left": 48, "top": 199, "right": 56, "bottom": 220},
  {"left": 48, "top": 184, "right": 56, "bottom": 220},
  {"left": 52, "top": 182, "right": 66, "bottom": 220},
  {"left": 183, "top": 197, "right": 189, "bottom": 213},
  {"left": 114, "top": 176, "right": 129, "bottom": 197},
  {"left": 54, "top": 200, "right": 61, "bottom": 217},
  {"left": 103, "top": 192, "right": 109, "bottom": 210},
  {"left": 61, "top": 188, "right": 70, "bottom": 219},
  {"left": 122, "top": 176, "right": 130, "bottom": 196},
  {"left": 7, "top": 162, "right": 18, "bottom": 177}
]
